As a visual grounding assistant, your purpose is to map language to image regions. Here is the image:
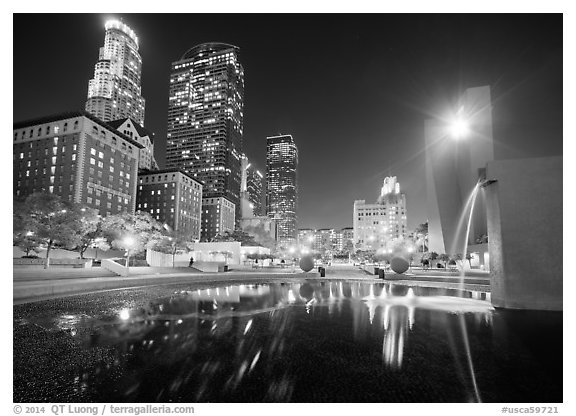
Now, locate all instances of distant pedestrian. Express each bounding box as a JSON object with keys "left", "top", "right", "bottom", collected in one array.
[{"left": 189, "top": 257, "right": 194, "bottom": 268}]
